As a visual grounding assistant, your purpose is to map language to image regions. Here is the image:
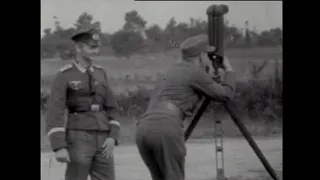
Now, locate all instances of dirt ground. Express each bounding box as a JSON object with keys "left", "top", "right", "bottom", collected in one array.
[{"left": 41, "top": 137, "right": 282, "bottom": 180}]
